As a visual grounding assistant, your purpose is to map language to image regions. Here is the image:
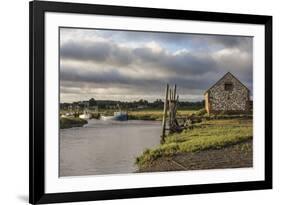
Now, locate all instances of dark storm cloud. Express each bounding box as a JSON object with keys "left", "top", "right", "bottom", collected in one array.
[
  {"left": 98, "top": 30, "right": 252, "bottom": 51},
  {"left": 161, "top": 52, "right": 218, "bottom": 75},
  {"left": 132, "top": 47, "right": 218, "bottom": 75},
  {"left": 60, "top": 28, "right": 253, "bottom": 102},
  {"left": 61, "top": 40, "right": 133, "bottom": 66},
  {"left": 60, "top": 66, "right": 125, "bottom": 84},
  {"left": 61, "top": 64, "right": 216, "bottom": 92},
  {"left": 61, "top": 39, "right": 220, "bottom": 76},
  {"left": 61, "top": 41, "right": 111, "bottom": 62},
  {"left": 203, "top": 35, "right": 252, "bottom": 49}
]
